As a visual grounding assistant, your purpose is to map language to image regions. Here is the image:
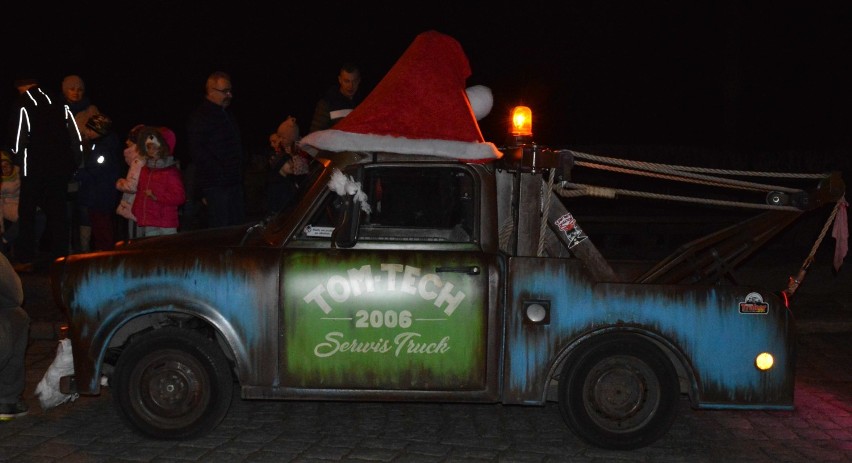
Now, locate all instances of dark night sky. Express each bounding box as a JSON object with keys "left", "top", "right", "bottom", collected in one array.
[{"left": 3, "top": 2, "right": 851, "bottom": 170}]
